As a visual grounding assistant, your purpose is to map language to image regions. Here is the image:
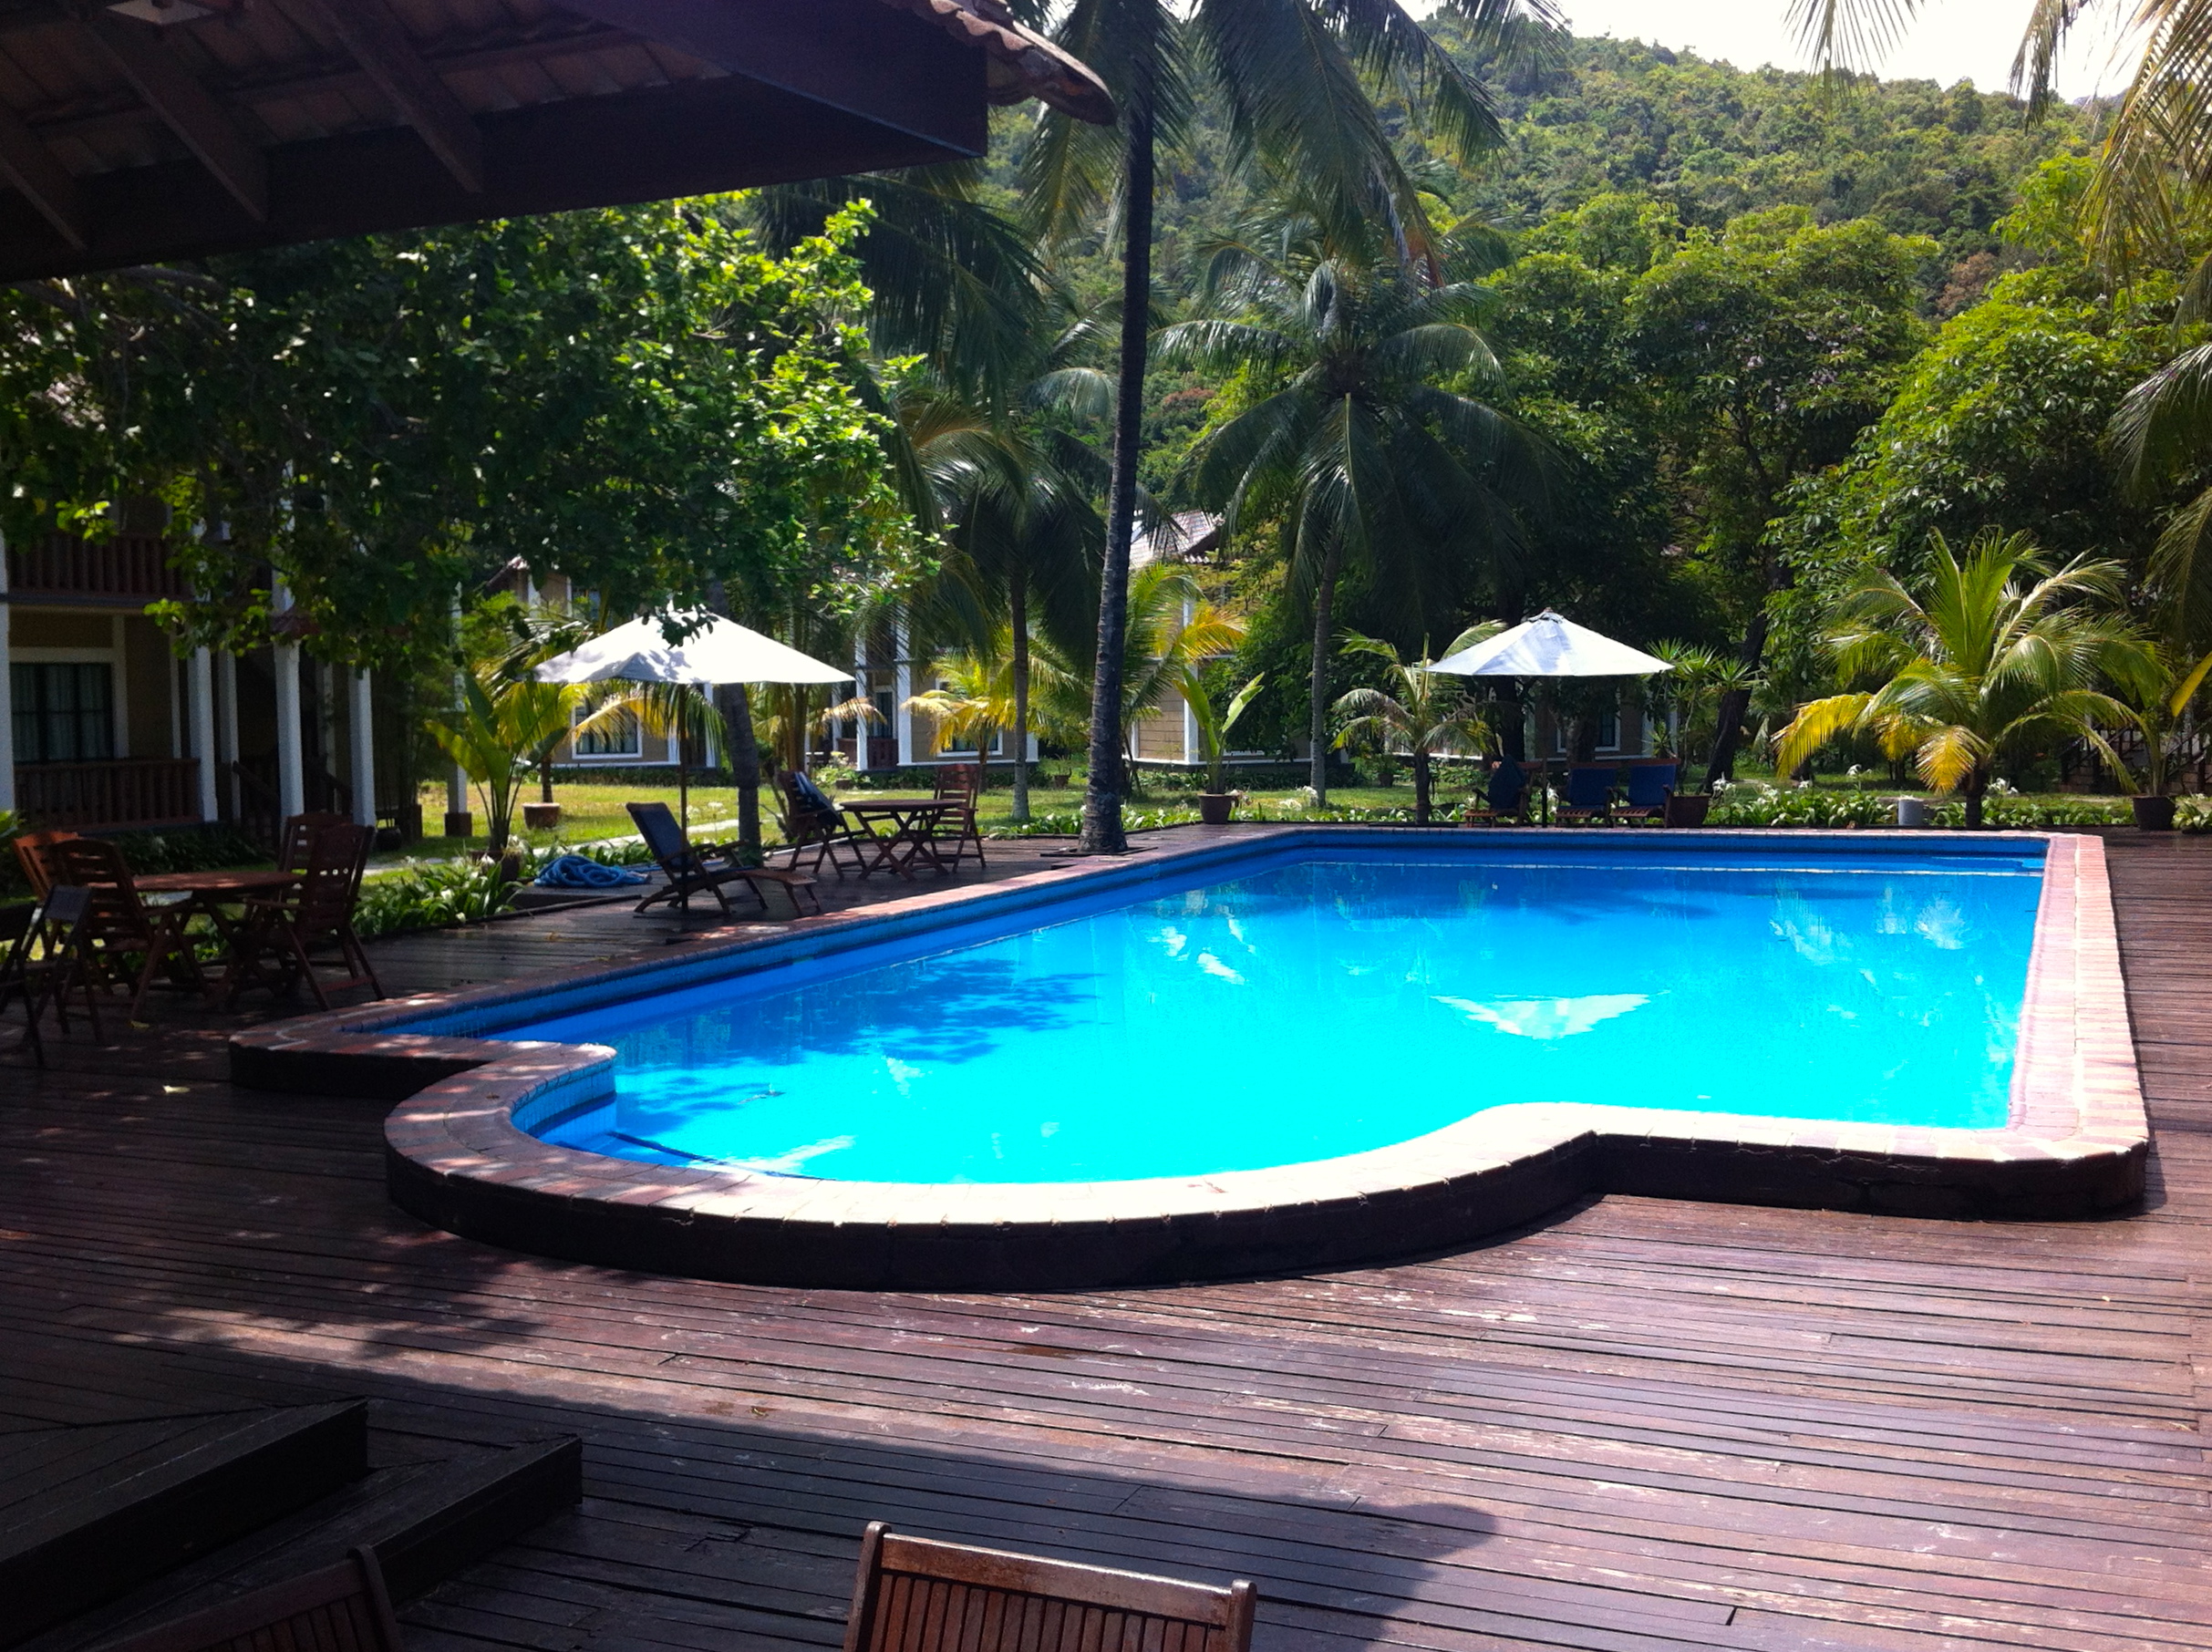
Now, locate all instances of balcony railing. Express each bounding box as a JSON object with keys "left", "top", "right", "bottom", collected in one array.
[
  {"left": 15, "top": 759, "right": 200, "bottom": 830},
  {"left": 6, "top": 533, "right": 186, "bottom": 604}
]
